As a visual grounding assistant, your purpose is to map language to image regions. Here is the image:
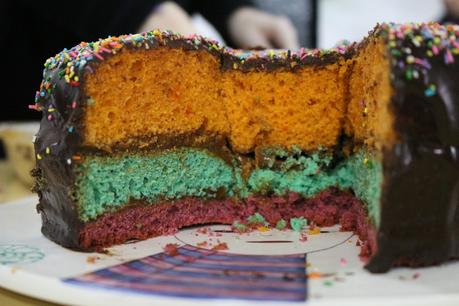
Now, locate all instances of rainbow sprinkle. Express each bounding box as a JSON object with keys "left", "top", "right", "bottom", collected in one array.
[
  {"left": 383, "top": 22, "right": 459, "bottom": 98},
  {"left": 30, "top": 23, "right": 459, "bottom": 161}
]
